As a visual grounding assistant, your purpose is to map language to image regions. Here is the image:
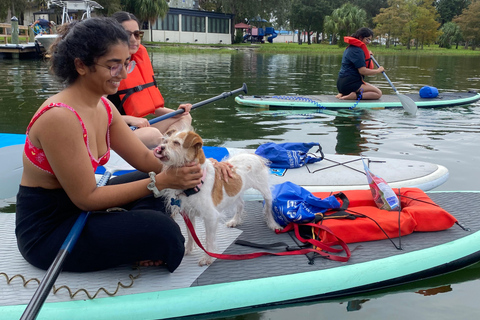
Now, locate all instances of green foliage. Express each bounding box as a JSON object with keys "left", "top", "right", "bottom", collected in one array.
[
  {"left": 438, "top": 22, "right": 463, "bottom": 49},
  {"left": 97, "top": 0, "right": 123, "bottom": 16},
  {"left": 411, "top": 1, "right": 441, "bottom": 49},
  {"left": 0, "top": 0, "right": 29, "bottom": 21},
  {"left": 349, "top": 0, "right": 389, "bottom": 25},
  {"left": 373, "top": 0, "right": 408, "bottom": 48},
  {"left": 289, "top": 0, "right": 335, "bottom": 44},
  {"left": 122, "top": 0, "right": 169, "bottom": 24},
  {"left": 435, "top": 0, "right": 471, "bottom": 25},
  {"left": 324, "top": 3, "right": 367, "bottom": 47},
  {"left": 200, "top": 0, "right": 292, "bottom": 26},
  {"left": 454, "top": 0, "right": 480, "bottom": 50}
]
